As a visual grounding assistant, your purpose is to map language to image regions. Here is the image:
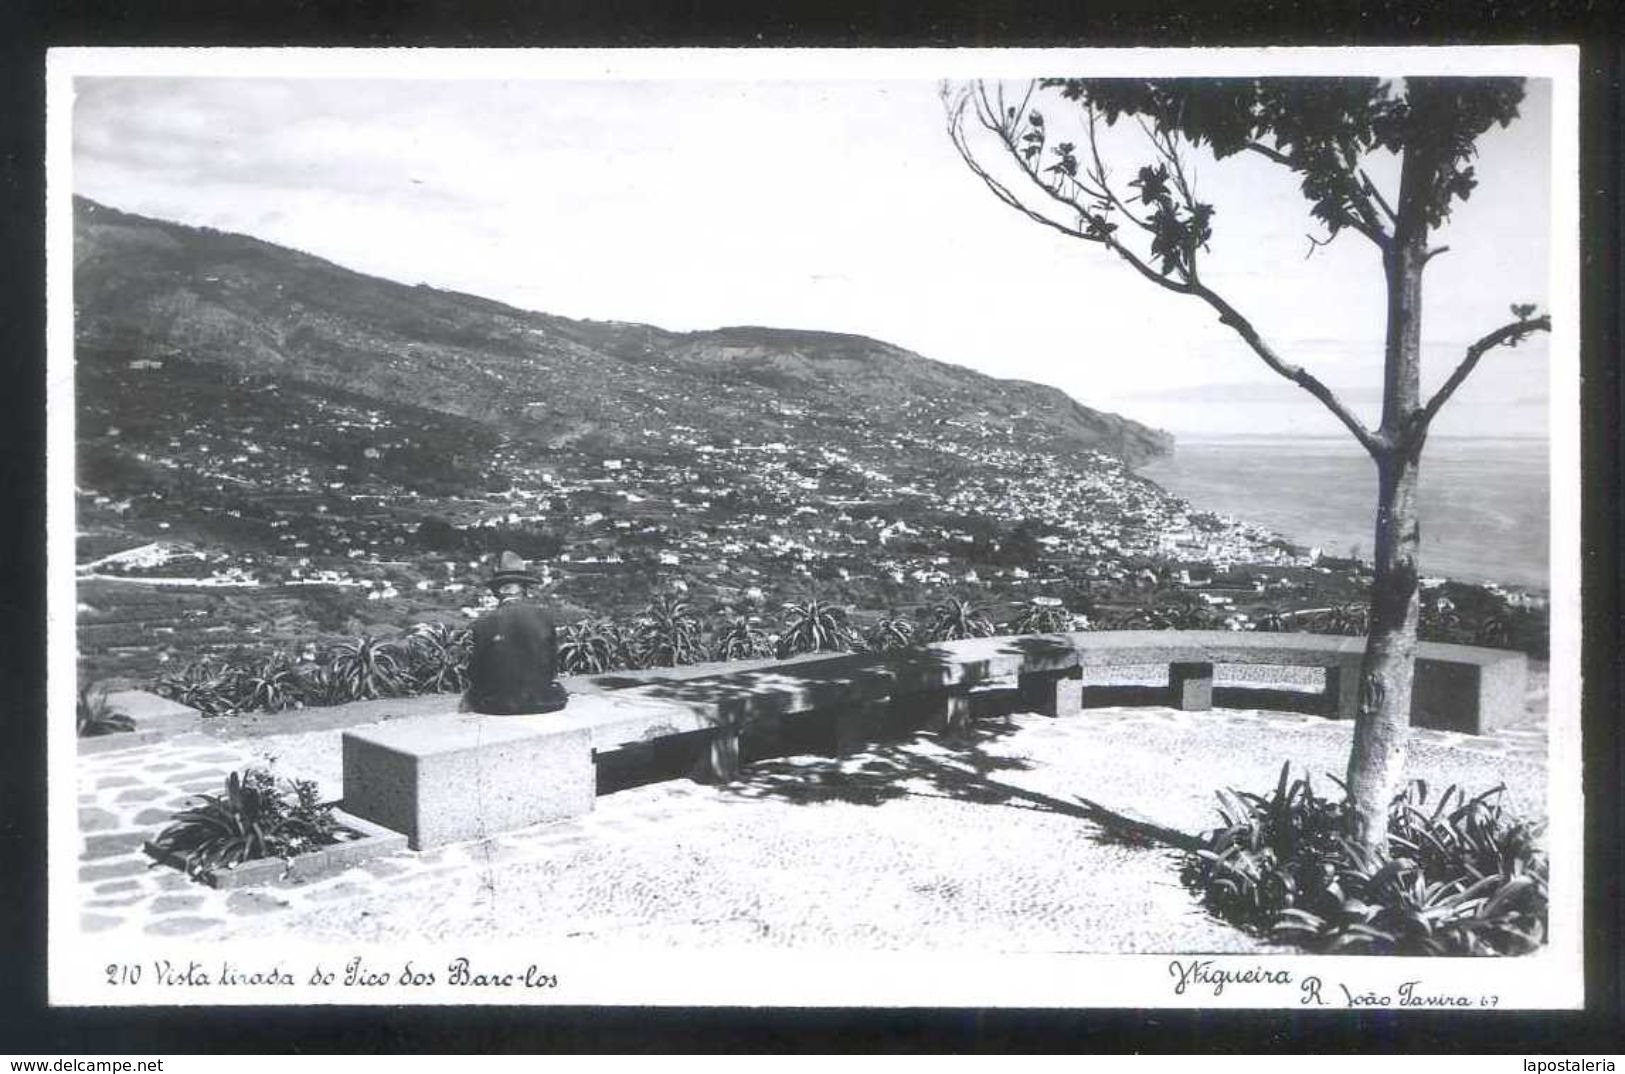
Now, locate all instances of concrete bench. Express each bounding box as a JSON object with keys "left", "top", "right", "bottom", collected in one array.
[
  {"left": 342, "top": 661, "right": 896, "bottom": 849},
  {"left": 1057, "top": 630, "right": 1526, "bottom": 734},
  {"left": 343, "top": 691, "right": 698, "bottom": 849},
  {"left": 79, "top": 690, "right": 202, "bottom": 755},
  {"left": 341, "top": 631, "right": 1527, "bottom": 848}
]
